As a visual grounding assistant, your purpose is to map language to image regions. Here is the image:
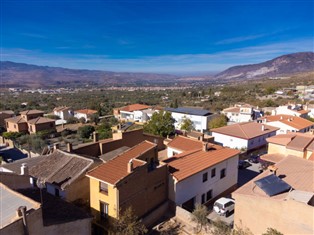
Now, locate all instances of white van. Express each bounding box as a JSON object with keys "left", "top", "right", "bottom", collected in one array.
[{"left": 213, "top": 197, "right": 235, "bottom": 216}]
